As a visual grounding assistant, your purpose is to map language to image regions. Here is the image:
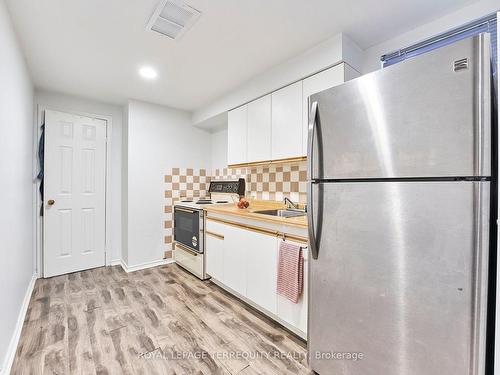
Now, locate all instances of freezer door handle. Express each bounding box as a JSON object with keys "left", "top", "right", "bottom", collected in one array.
[
  {"left": 307, "top": 101, "right": 318, "bottom": 181},
  {"left": 307, "top": 101, "right": 319, "bottom": 259}
]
